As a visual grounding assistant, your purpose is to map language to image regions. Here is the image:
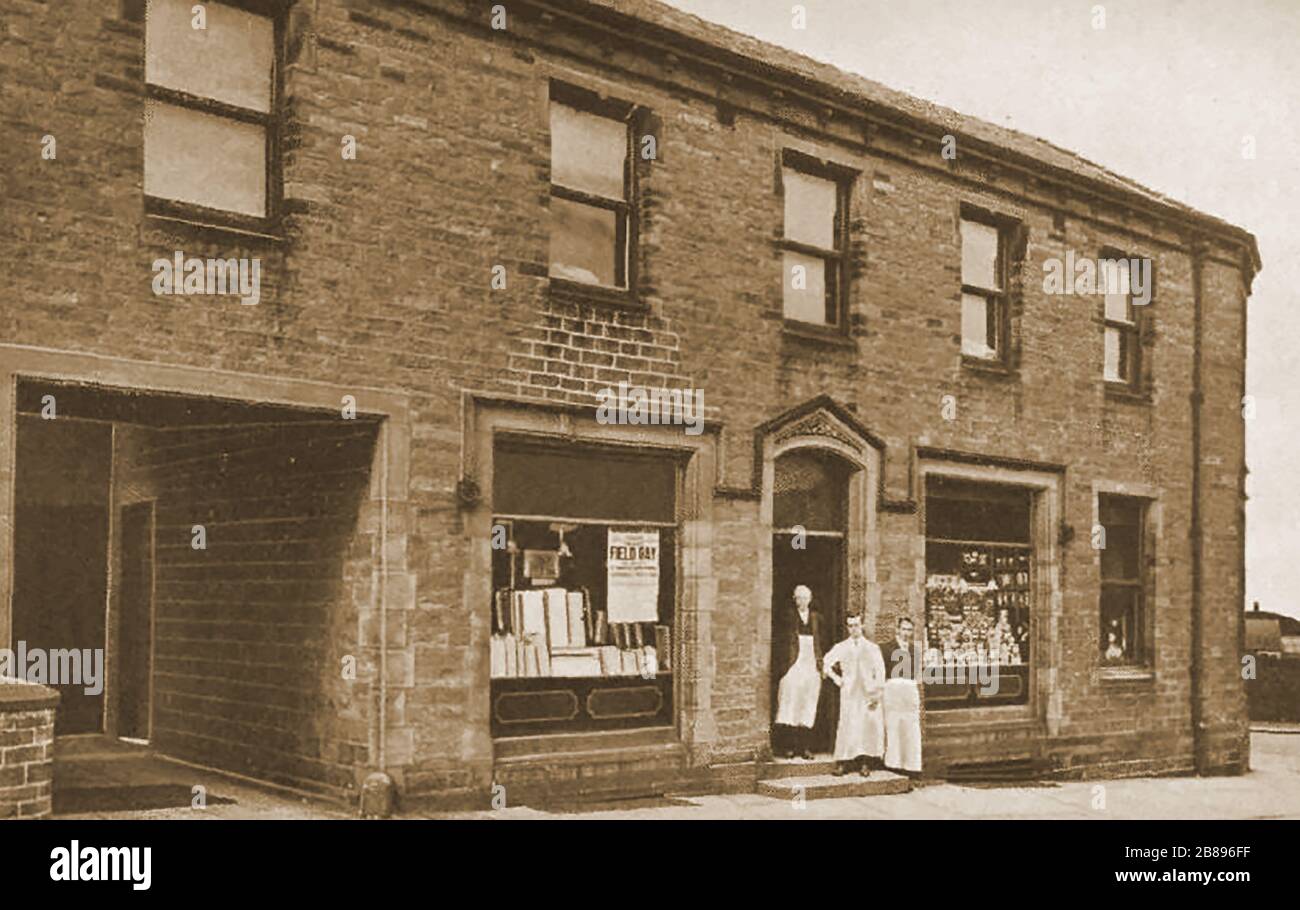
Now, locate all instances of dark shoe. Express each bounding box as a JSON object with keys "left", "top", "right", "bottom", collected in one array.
[
  {"left": 797, "top": 749, "right": 814, "bottom": 760},
  {"left": 832, "top": 763, "right": 849, "bottom": 776},
  {"left": 860, "top": 765, "right": 873, "bottom": 777}
]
